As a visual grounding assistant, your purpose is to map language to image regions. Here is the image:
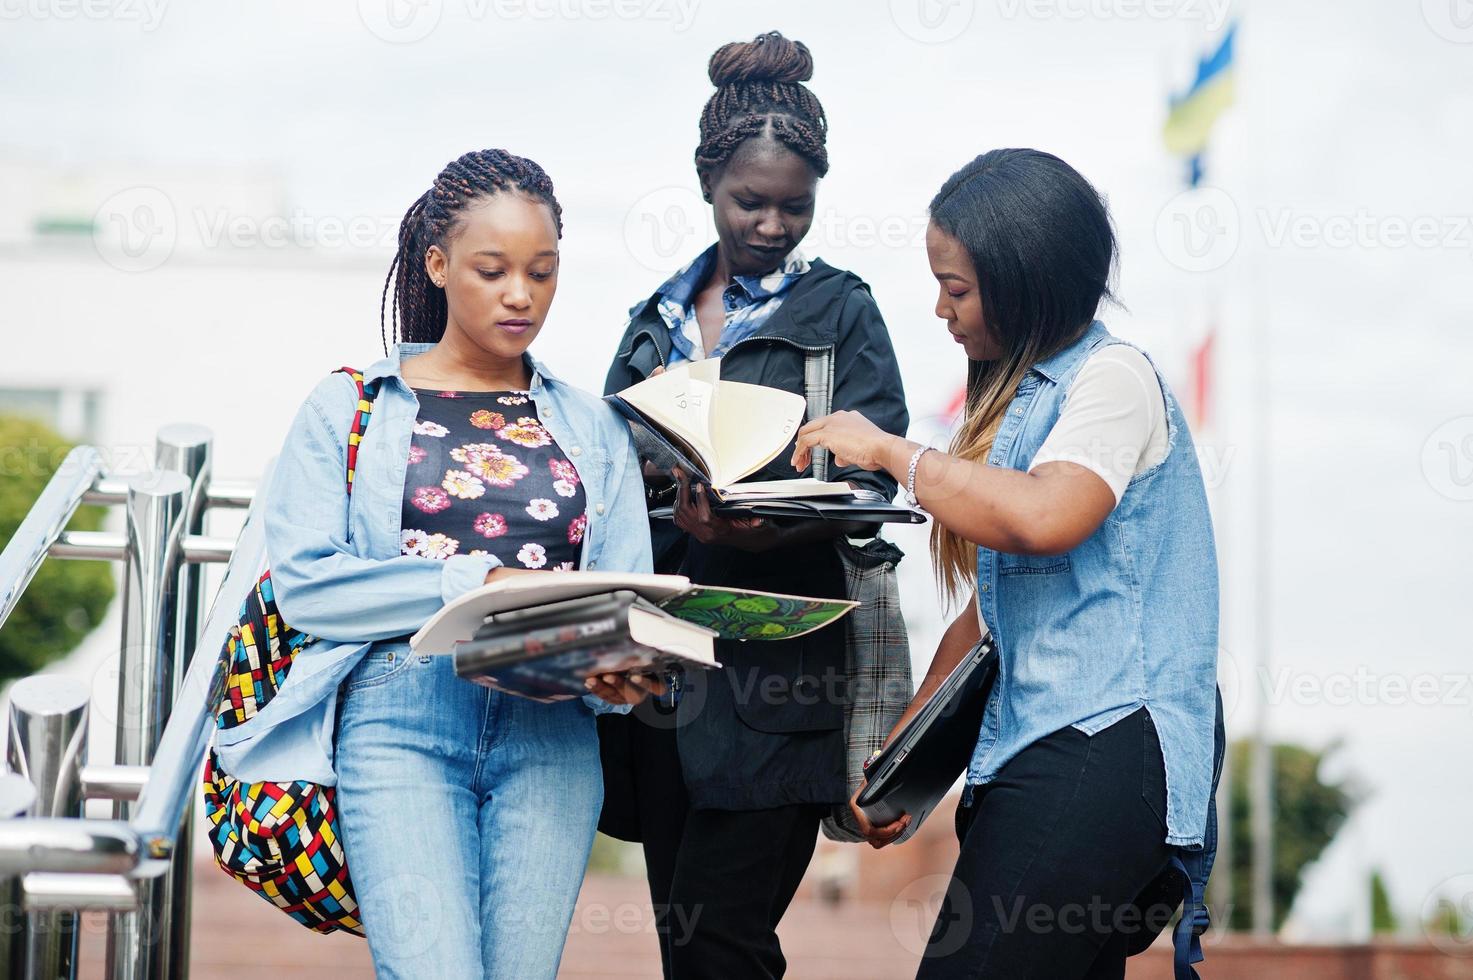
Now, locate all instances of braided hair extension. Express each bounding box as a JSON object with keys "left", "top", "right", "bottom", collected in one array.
[
  {"left": 380, "top": 149, "right": 564, "bottom": 352},
  {"left": 694, "top": 31, "right": 829, "bottom": 181}
]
